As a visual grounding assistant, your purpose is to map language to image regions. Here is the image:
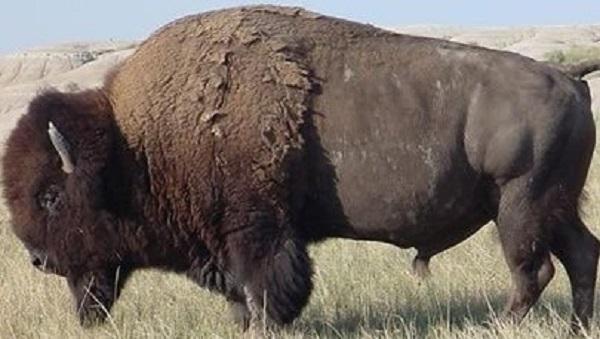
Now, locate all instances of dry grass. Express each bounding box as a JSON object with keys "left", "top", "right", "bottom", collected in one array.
[
  {"left": 544, "top": 46, "right": 600, "bottom": 64},
  {"left": 2, "top": 119, "right": 600, "bottom": 338}
]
